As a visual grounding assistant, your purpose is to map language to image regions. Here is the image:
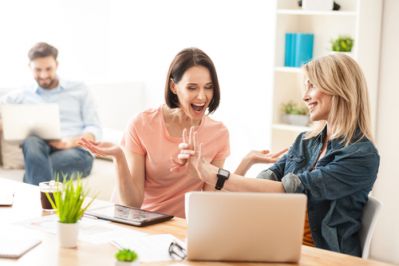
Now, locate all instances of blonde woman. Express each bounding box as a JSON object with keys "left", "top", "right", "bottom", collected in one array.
[{"left": 175, "top": 54, "right": 380, "bottom": 257}]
